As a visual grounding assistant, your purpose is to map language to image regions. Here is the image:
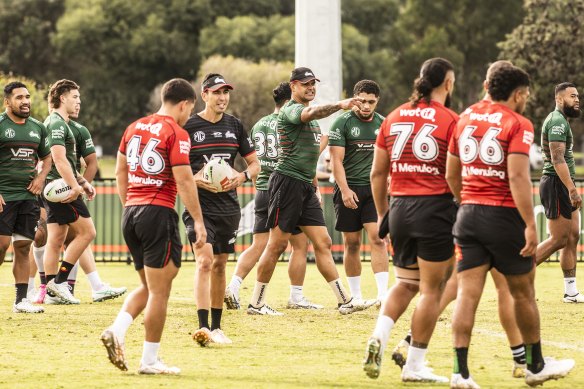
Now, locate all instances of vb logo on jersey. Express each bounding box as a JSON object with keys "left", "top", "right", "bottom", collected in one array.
[
  {"left": 350, "top": 127, "right": 361, "bottom": 137},
  {"left": 5, "top": 128, "right": 15, "bottom": 138},
  {"left": 193, "top": 131, "right": 205, "bottom": 142}
]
